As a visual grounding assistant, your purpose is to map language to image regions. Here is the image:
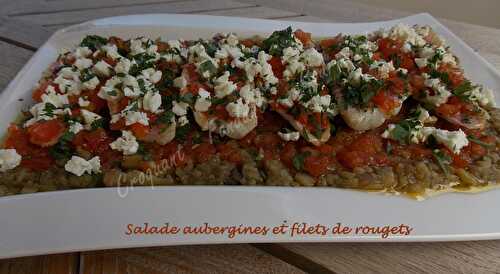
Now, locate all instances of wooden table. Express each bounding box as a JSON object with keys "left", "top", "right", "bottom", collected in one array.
[{"left": 1, "top": 0, "right": 500, "bottom": 273}]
